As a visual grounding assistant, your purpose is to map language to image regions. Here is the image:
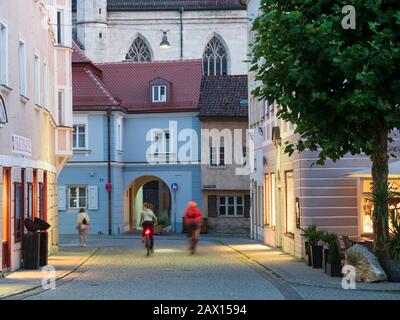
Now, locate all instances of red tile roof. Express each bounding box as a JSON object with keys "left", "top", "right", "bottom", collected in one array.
[
  {"left": 98, "top": 60, "right": 202, "bottom": 113},
  {"left": 72, "top": 67, "right": 121, "bottom": 109},
  {"left": 72, "top": 42, "right": 202, "bottom": 113}
]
